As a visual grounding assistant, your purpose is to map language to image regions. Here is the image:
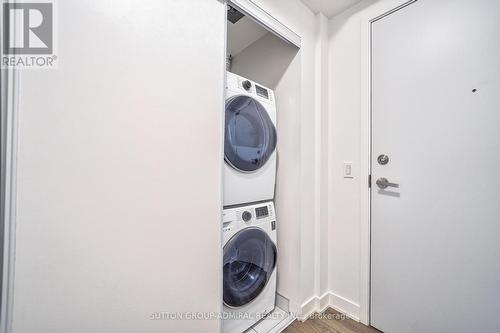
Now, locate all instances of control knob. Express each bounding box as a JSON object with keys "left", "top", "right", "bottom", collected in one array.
[
  {"left": 242, "top": 211, "right": 252, "bottom": 222},
  {"left": 242, "top": 80, "right": 252, "bottom": 91}
]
